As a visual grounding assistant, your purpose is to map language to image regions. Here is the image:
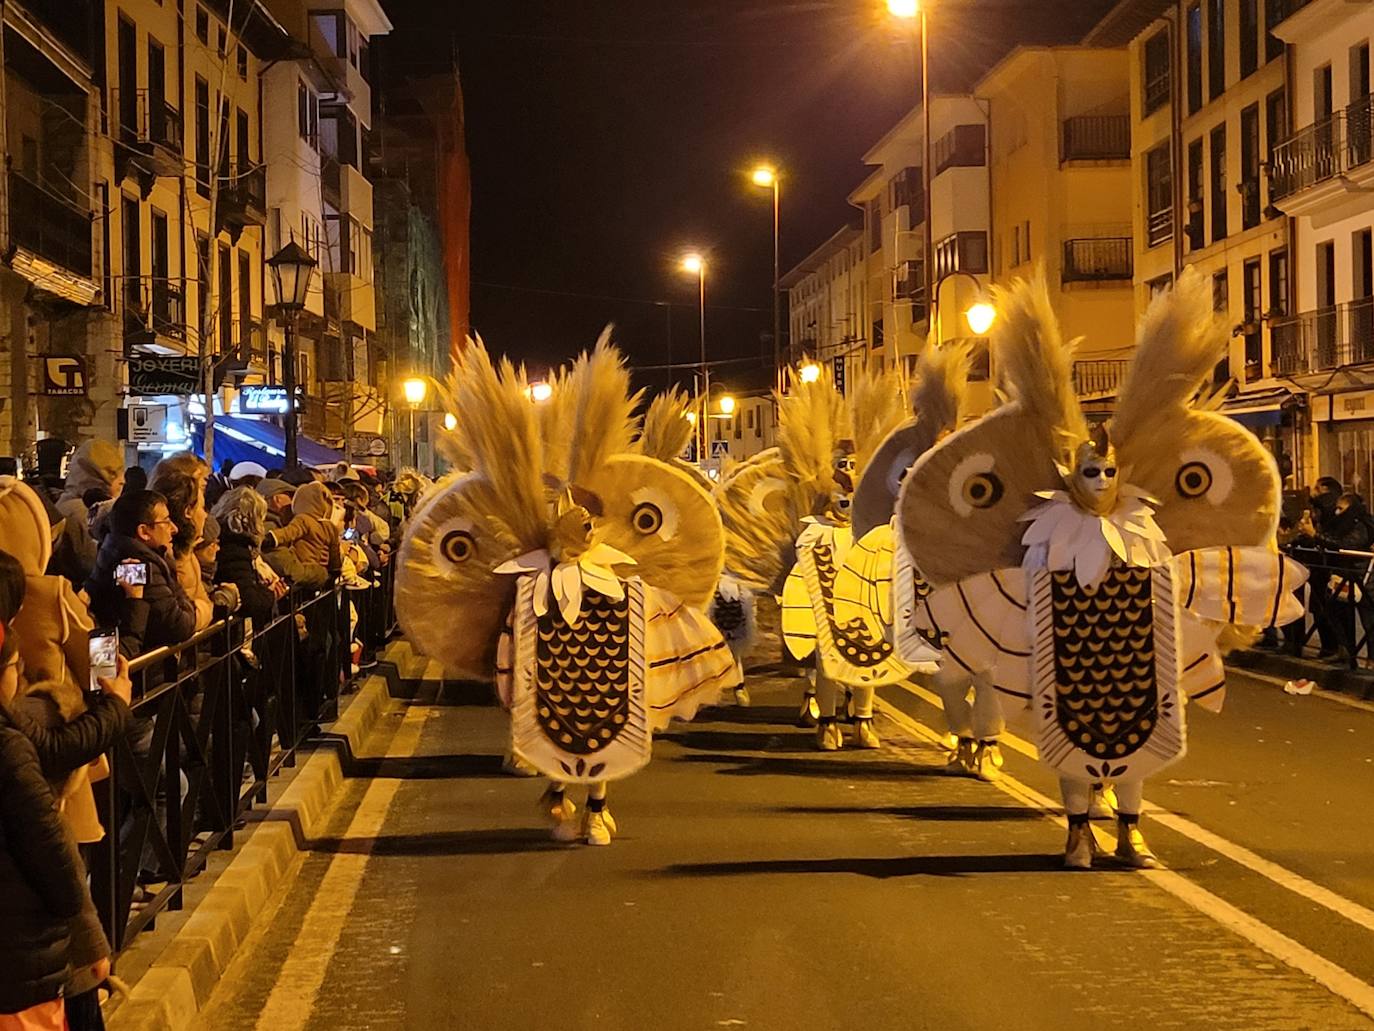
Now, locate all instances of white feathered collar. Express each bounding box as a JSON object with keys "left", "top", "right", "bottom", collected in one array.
[
  {"left": 495, "top": 543, "right": 636, "bottom": 627},
  {"left": 1018, "top": 484, "right": 1168, "bottom": 588}
]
